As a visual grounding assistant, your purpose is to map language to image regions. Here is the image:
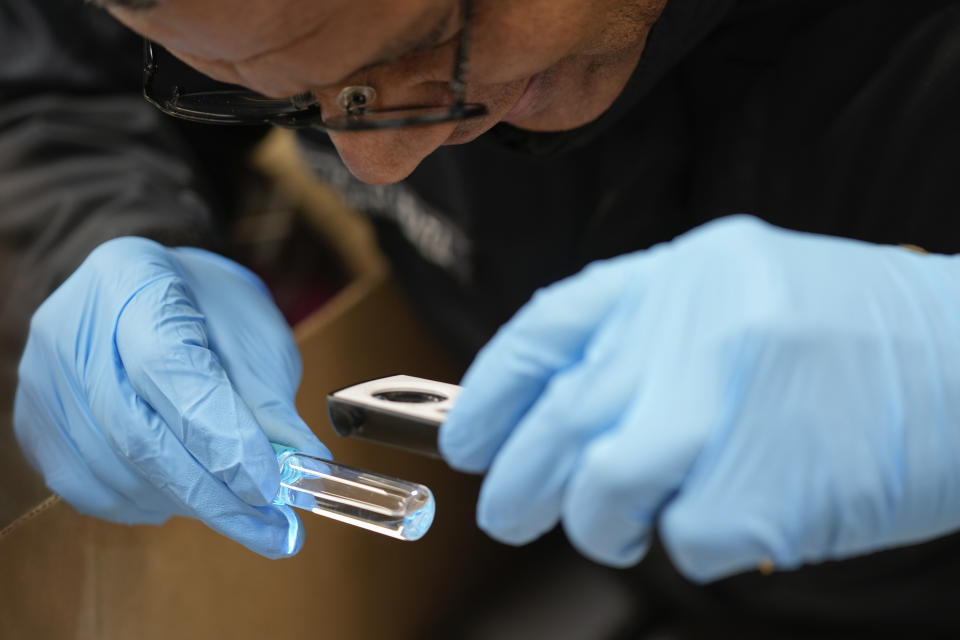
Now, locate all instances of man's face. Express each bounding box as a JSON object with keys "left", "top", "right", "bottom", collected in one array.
[{"left": 112, "top": 0, "right": 667, "bottom": 184}]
